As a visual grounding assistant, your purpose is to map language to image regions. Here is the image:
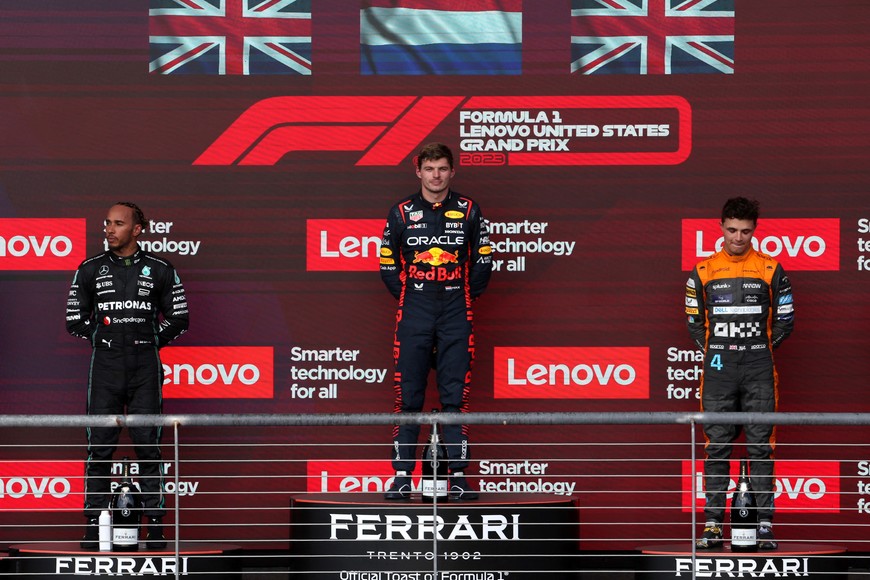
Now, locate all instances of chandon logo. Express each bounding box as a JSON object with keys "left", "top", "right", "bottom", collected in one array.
[{"left": 194, "top": 95, "right": 691, "bottom": 167}]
